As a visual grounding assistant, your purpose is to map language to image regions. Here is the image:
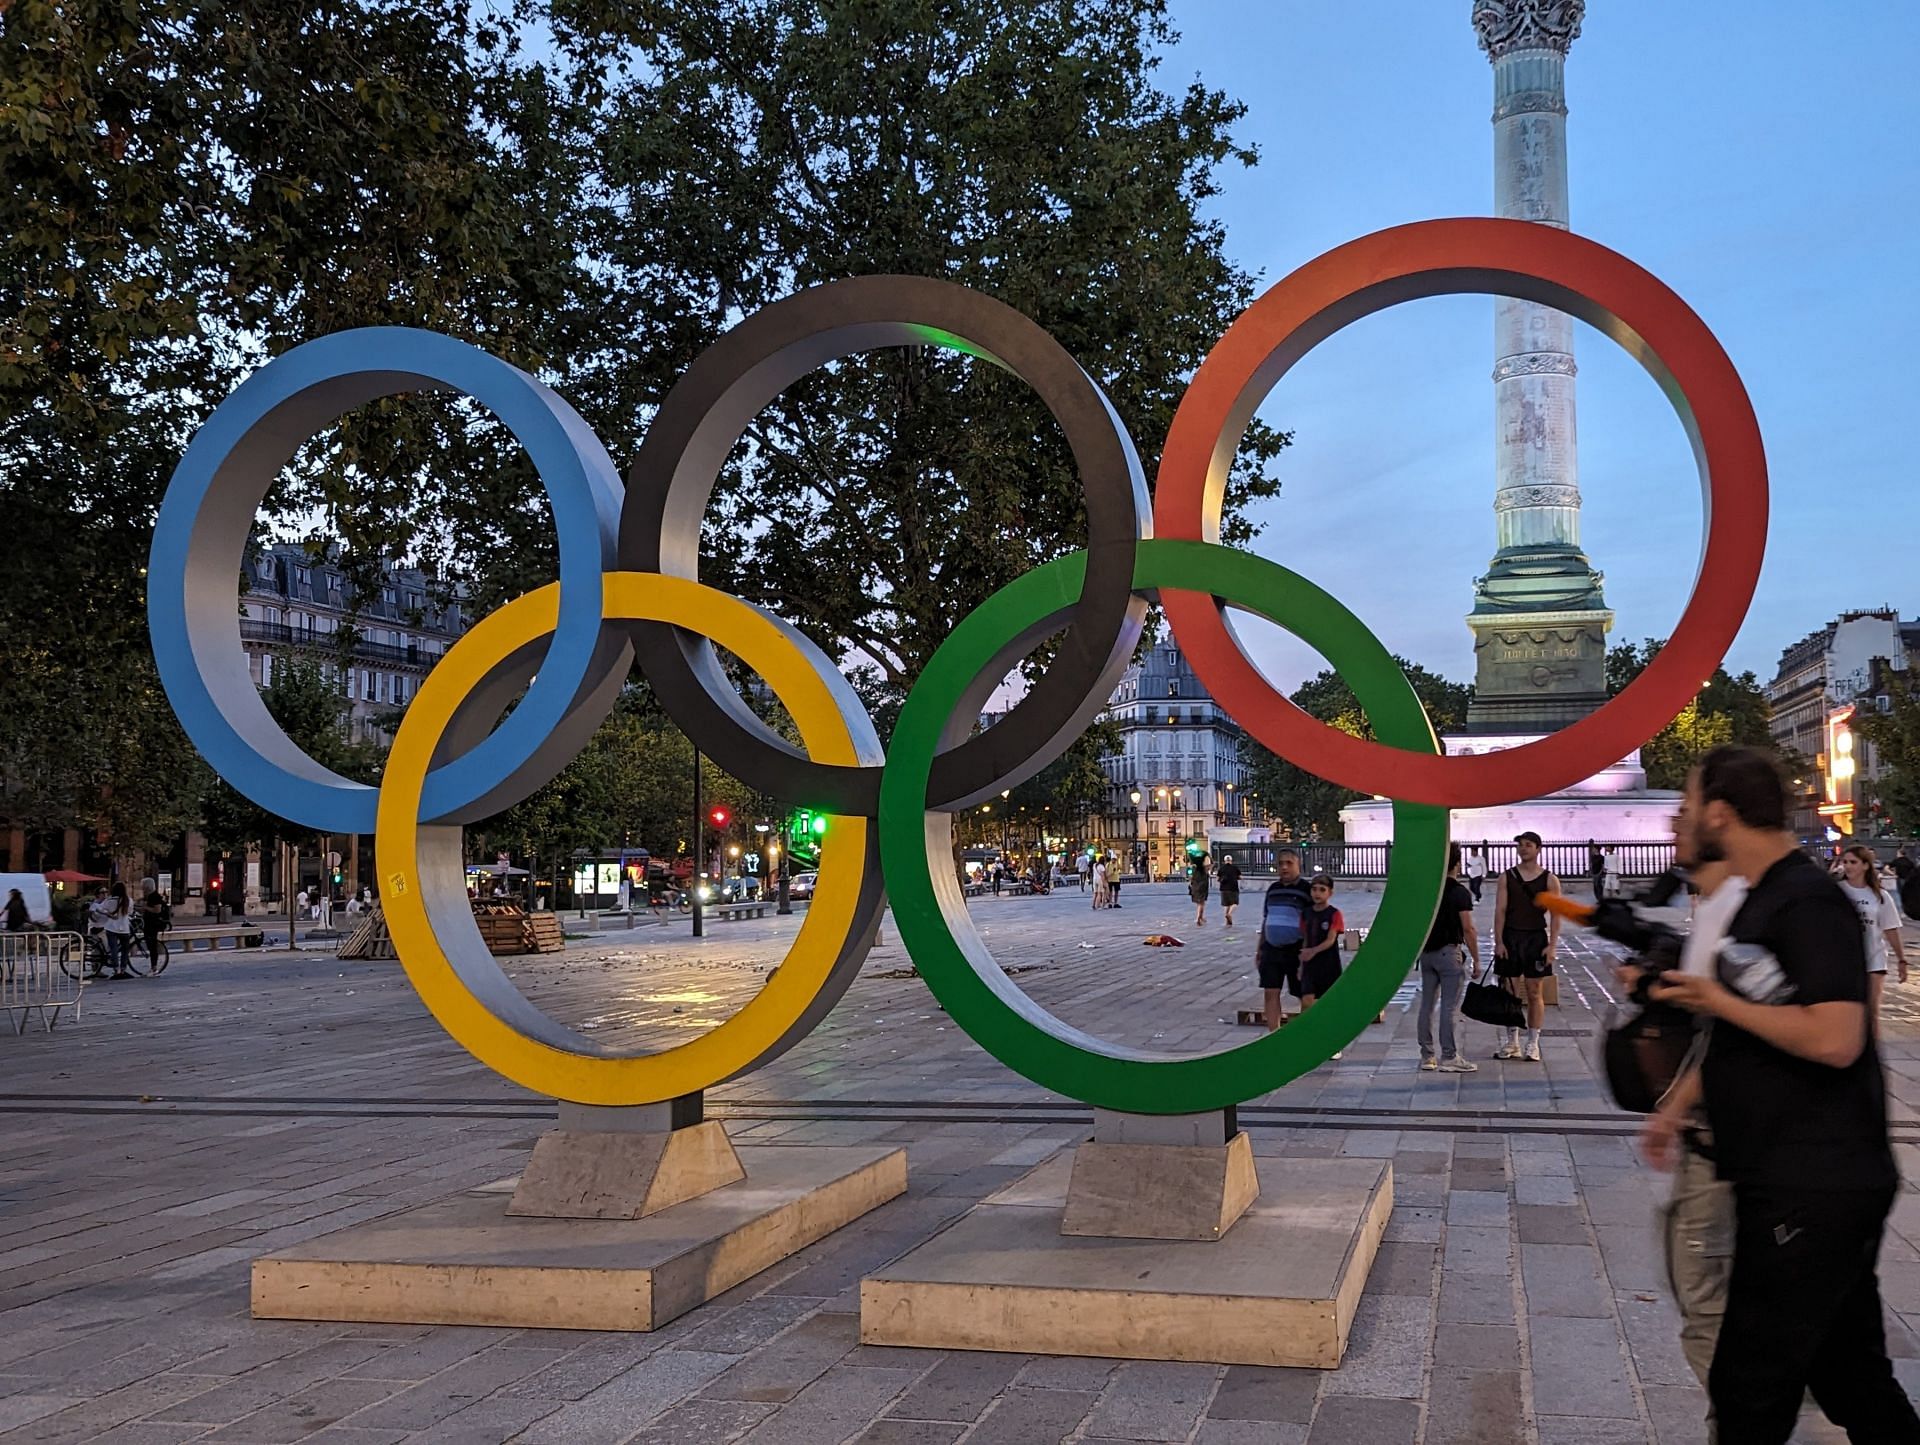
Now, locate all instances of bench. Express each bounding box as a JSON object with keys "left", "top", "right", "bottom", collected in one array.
[
  {"left": 169, "top": 925, "right": 266, "bottom": 952},
  {"left": 711, "top": 902, "right": 770, "bottom": 921}
]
